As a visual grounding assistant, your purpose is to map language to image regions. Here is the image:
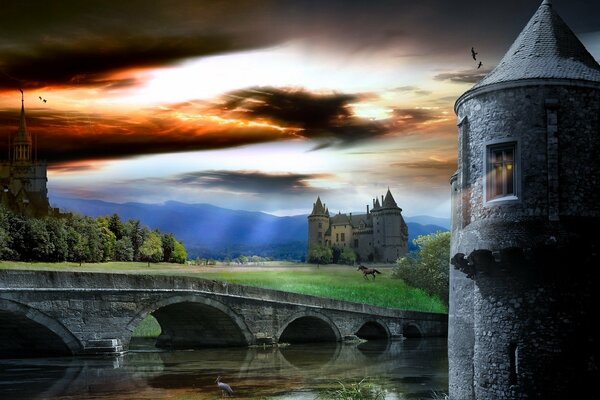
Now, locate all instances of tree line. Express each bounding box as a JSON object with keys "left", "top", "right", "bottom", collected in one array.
[{"left": 0, "top": 207, "right": 186, "bottom": 265}]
